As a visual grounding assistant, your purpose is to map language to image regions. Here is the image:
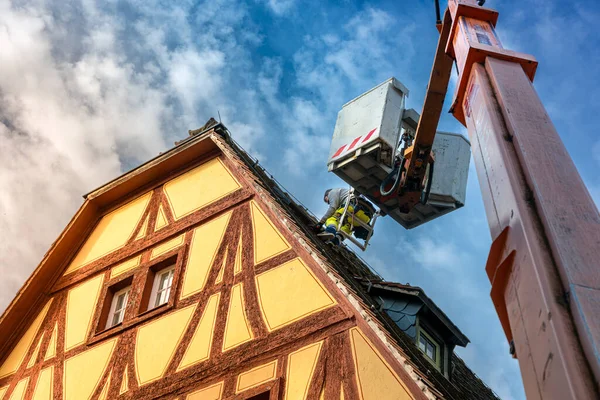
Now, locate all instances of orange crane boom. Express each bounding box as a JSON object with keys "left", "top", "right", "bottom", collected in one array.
[
  {"left": 400, "top": 1, "right": 600, "bottom": 398},
  {"left": 394, "top": 9, "right": 454, "bottom": 214}
]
